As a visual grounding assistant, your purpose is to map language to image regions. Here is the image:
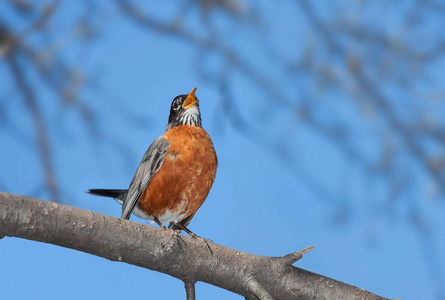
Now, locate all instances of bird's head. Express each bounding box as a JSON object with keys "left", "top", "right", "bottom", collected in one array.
[{"left": 166, "top": 87, "right": 202, "bottom": 131}]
